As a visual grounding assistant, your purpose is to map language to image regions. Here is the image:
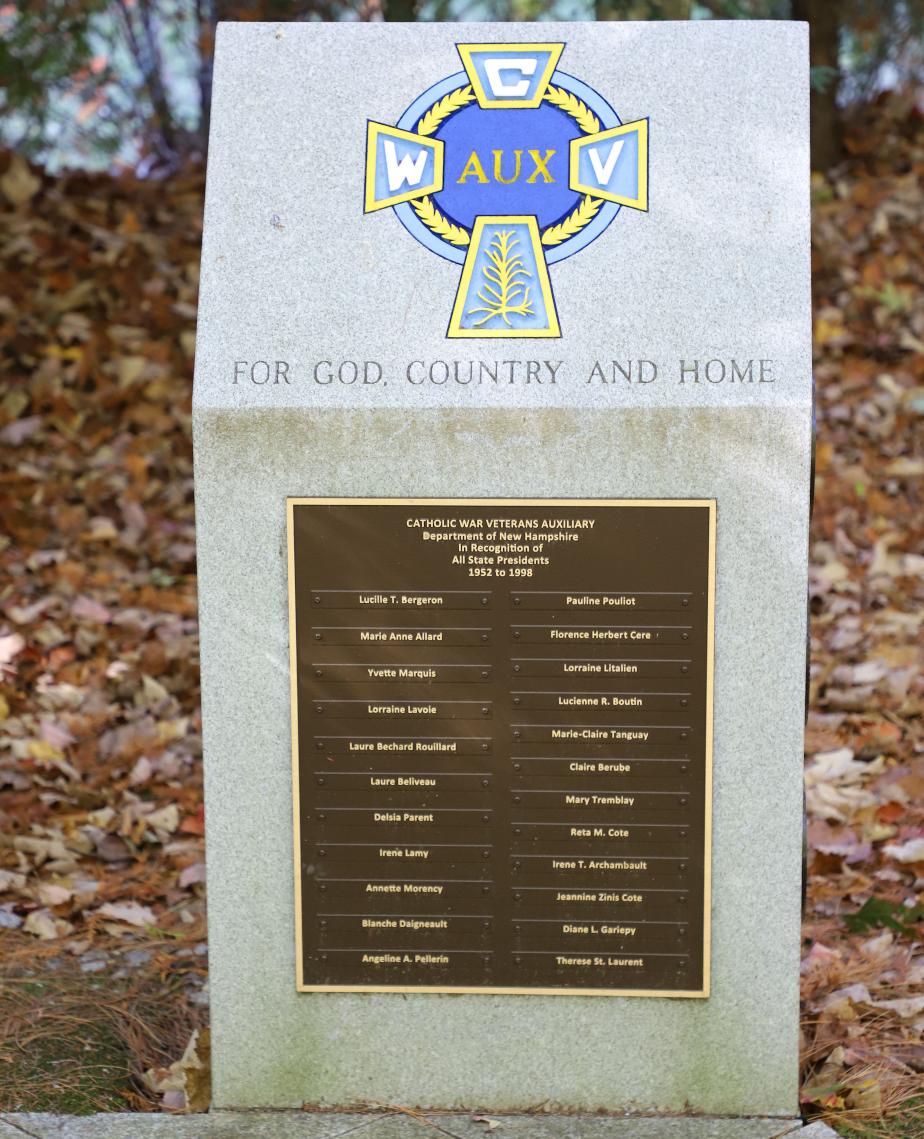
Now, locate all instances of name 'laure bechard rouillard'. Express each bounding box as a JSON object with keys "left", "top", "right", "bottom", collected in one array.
[{"left": 232, "top": 357, "right": 777, "bottom": 387}]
